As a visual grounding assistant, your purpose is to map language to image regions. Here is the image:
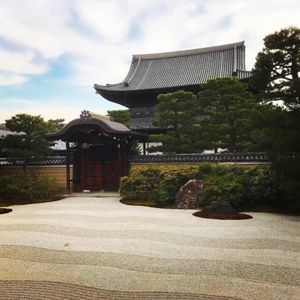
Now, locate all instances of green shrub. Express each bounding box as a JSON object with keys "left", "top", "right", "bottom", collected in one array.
[
  {"left": 152, "top": 166, "right": 198, "bottom": 205},
  {"left": 196, "top": 163, "right": 244, "bottom": 180},
  {"left": 271, "top": 156, "right": 300, "bottom": 212},
  {"left": 201, "top": 166, "right": 280, "bottom": 208},
  {"left": 120, "top": 164, "right": 281, "bottom": 210},
  {"left": 120, "top": 165, "right": 198, "bottom": 204},
  {"left": 0, "top": 170, "right": 59, "bottom": 205},
  {"left": 201, "top": 174, "right": 245, "bottom": 208},
  {"left": 120, "top": 166, "right": 162, "bottom": 200},
  {"left": 241, "top": 167, "right": 279, "bottom": 206},
  {"left": 278, "top": 180, "right": 300, "bottom": 212}
]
